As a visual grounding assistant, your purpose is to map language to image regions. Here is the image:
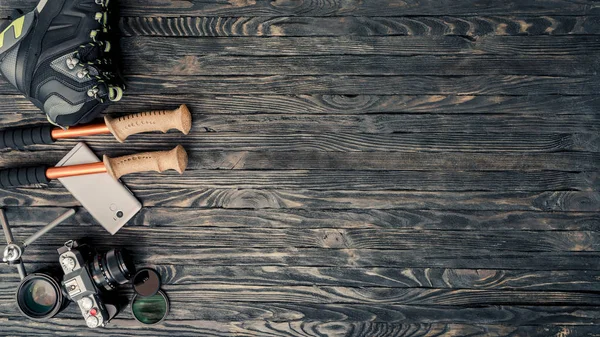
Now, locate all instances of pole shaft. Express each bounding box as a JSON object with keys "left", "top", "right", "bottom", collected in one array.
[
  {"left": 45, "top": 162, "right": 106, "bottom": 180},
  {"left": 51, "top": 124, "right": 111, "bottom": 140}
]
